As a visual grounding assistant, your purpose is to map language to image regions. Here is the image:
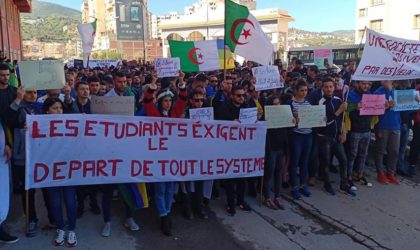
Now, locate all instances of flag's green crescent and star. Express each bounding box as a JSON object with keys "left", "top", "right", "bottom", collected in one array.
[
  {"left": 225, "top": 0, "right": 273, "bottom": 65},
  {"left": 169, "top": 40, "right": 234, "bottom": 72}
]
